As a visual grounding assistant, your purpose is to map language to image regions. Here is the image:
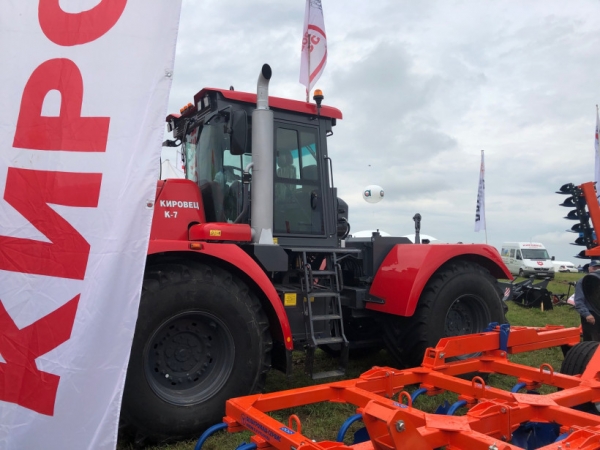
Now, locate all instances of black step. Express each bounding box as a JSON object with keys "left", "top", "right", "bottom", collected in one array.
[
  {"left": 314, "top": 336, "right": 344, "bottom": 345},
  {"left": 311, "top": 314, "right": 342, "bottom": 321},
  {"left": 282, "top": 246, "right": 362, "bottom": 254},
  {"left": 307, "top": 291, "right": 339, "bottom": 299},
  {"left": 312, "top": 270, "right": 337, "bottom": 276},
  {"left": 311, "top": 369, "right": 345, "bottom": 380}
]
